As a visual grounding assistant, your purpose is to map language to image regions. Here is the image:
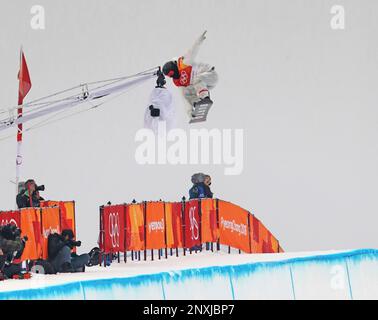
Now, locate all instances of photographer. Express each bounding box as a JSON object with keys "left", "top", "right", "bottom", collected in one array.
[
  {"left": 16, "top": 179, "right": 45, "bottom": 209},
  {"left": 48, "top": 229, "right": 89, "bottom": 273},
  {"left": 0, "top": 224, "right": 28, "bottom": 279}
]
